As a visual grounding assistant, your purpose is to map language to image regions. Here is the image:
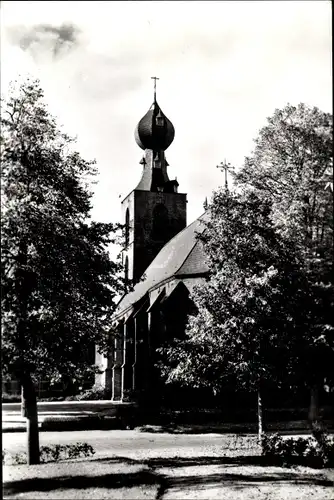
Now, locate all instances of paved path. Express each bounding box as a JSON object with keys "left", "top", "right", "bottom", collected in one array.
[
  {"left": 2, "top": 401, "right": 135, "bottom": 431},
  {"left": 3, "top": 429, "right": 256, "bottom": 459},
  {"left": 3, "top": 431, "right": 334, "bottom": 500},
  {"left": 3, "top": 401, "right": 323, "bottom": 434},
  {"left": 2, "top": 401, "right": 125, "bottom": 420}
]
